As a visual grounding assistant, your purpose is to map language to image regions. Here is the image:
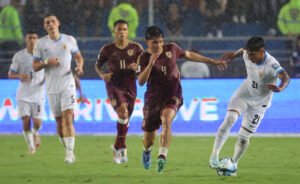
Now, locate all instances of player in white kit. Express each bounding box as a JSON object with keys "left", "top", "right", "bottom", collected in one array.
[
  {"left": 209, "top": 36, "right": 290, "bottom": 175},
  {"left": 32, "top": 14, "right": 84, "bottom": 164},
  {"left": 8, "top": 31, "right": 45, "bottom": 154}
]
